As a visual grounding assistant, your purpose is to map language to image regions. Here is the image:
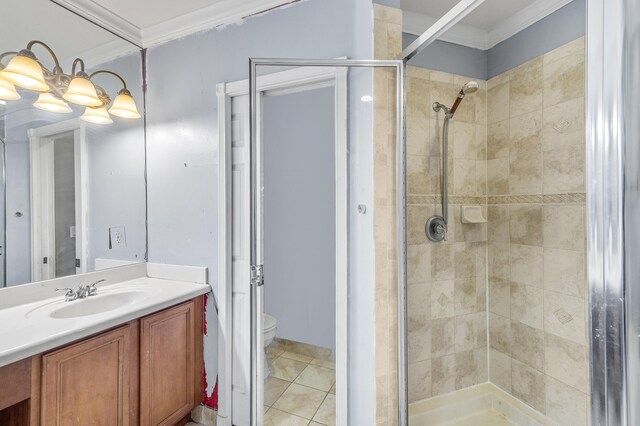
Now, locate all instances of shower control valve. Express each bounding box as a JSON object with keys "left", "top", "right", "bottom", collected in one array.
[{"left": 426, "top": 215, "right": 447, "bottom": 243}]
